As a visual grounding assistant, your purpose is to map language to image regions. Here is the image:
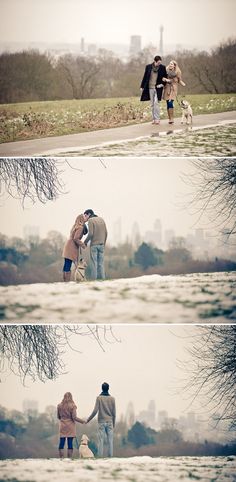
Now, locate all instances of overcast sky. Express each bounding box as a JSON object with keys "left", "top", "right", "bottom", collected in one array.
[
  {"left": 0, "top": 324, "right": 205, "bottom": 420},
  {"left": 0, "top": 0, "right": 235, "bottom": 49},
  {"left": 0, "top": 157, "right": 219, "bottom": 245}
]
